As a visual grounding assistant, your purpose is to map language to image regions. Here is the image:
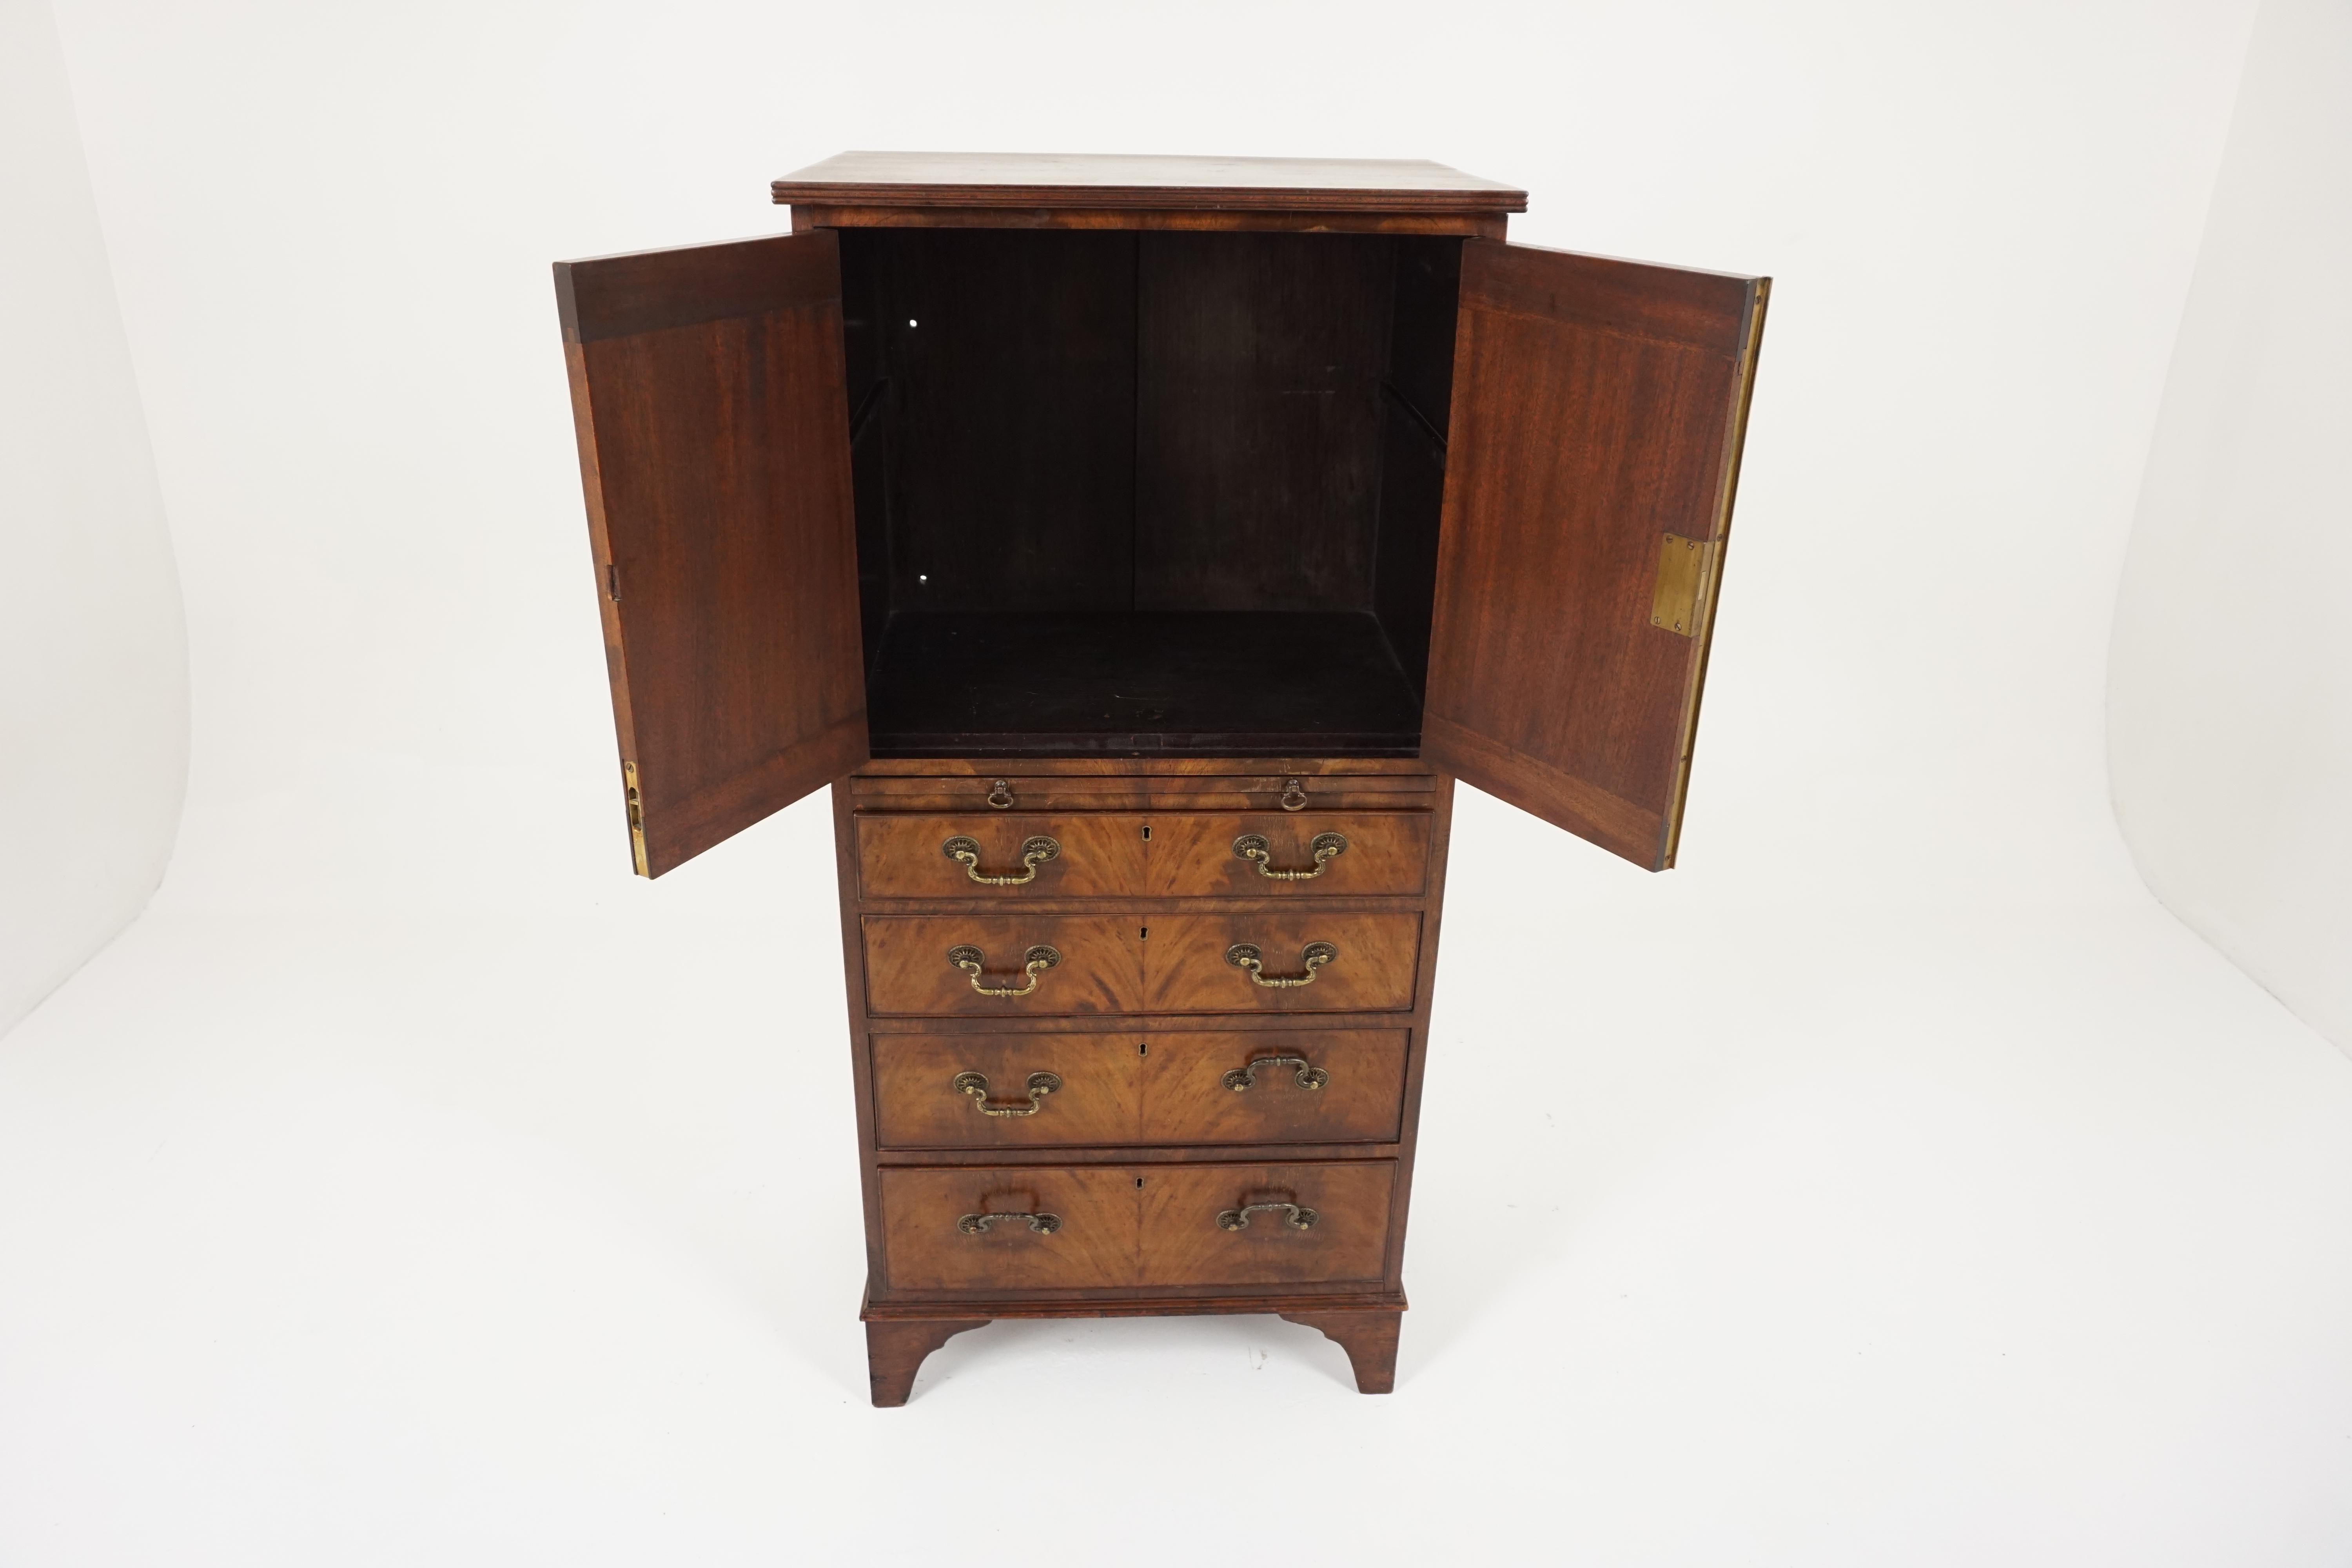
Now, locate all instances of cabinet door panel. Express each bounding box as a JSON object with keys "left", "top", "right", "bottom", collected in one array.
[
  {"left": 557, "top": 231, "right": 865, "bottom": 878},
  {"left": 1143, "top": 913, "right": 1421, "bottom": 1014},
  {"left": 1425, "top": 239, "right": 1766, "bottom": 870},
  {"left": 862, "top": 916, "right": 1145, "bottom": 1016}
]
